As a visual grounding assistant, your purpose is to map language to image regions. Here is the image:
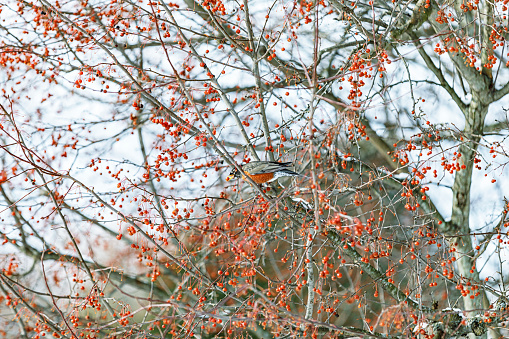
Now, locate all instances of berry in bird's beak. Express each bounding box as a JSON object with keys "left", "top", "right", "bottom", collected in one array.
[{"left": 226, "top": 174, "right": 234, "bottom": 181}]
